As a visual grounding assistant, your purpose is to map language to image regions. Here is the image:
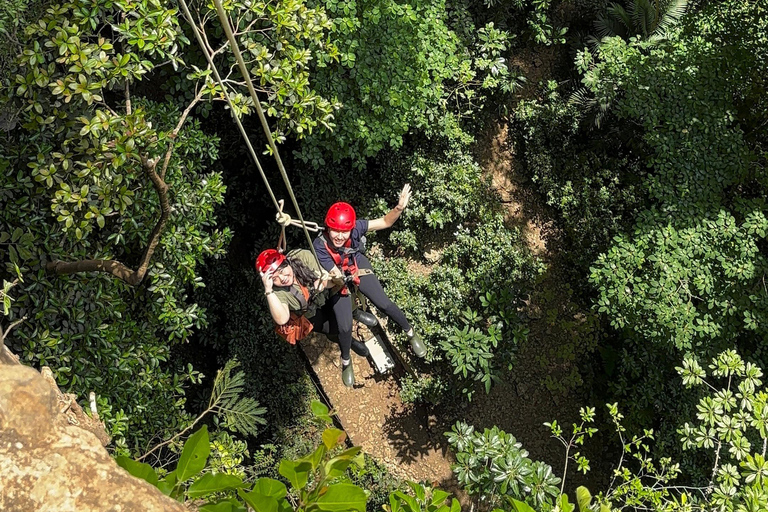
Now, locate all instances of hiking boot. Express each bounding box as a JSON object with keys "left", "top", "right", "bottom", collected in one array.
[
  {"left": 341, "top": 361, "right": 355, "bottom": 387},
  {"left": 352, "top": 309, "right": 378, "bottom": 327},
  {"left": 408, "top": 330, "right": 427, "bottom": 358},
  {"left": 351, "top": 339, "right": 370, "bottom": 358}
]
